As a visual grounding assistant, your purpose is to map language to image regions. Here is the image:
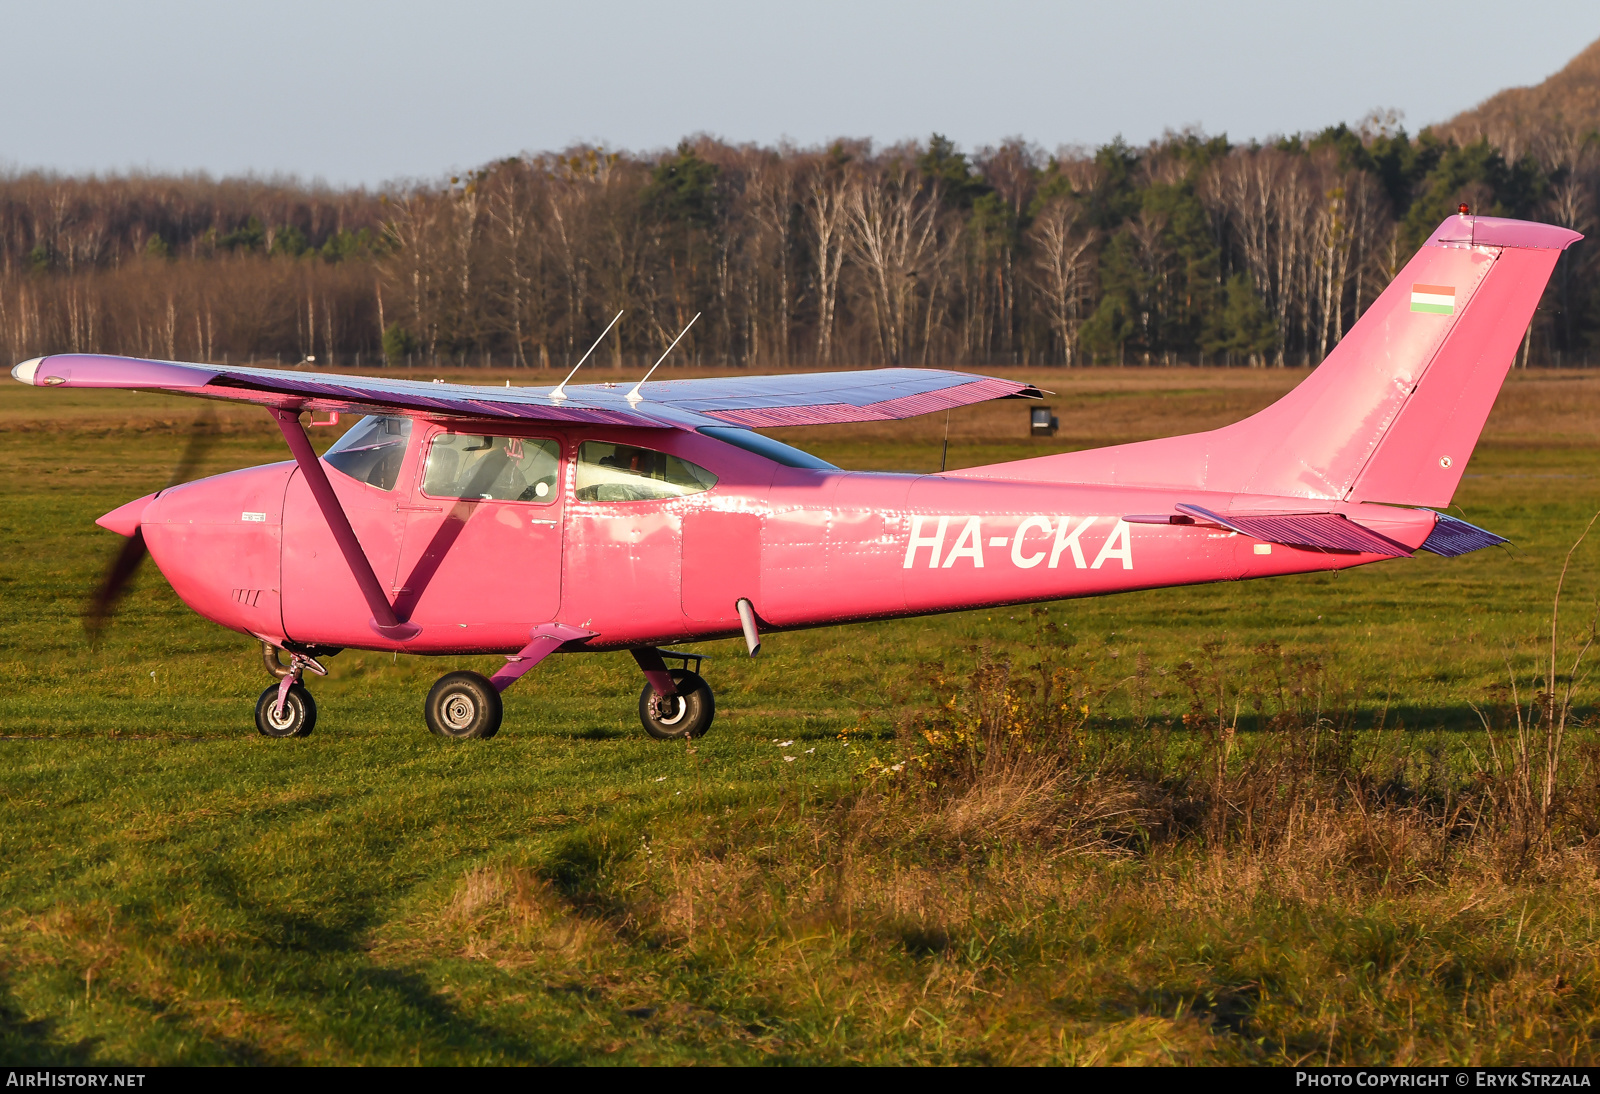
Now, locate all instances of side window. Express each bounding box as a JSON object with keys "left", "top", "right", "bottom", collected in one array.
[
  {"left": 575, "top": 442, "right": 718, "bottom": 503},
  {"left": 323, "top": 415, "right": 412, "bottom": 491},
  {"left": 421, "top": 433, "right": 561, "bottom": 503}
]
